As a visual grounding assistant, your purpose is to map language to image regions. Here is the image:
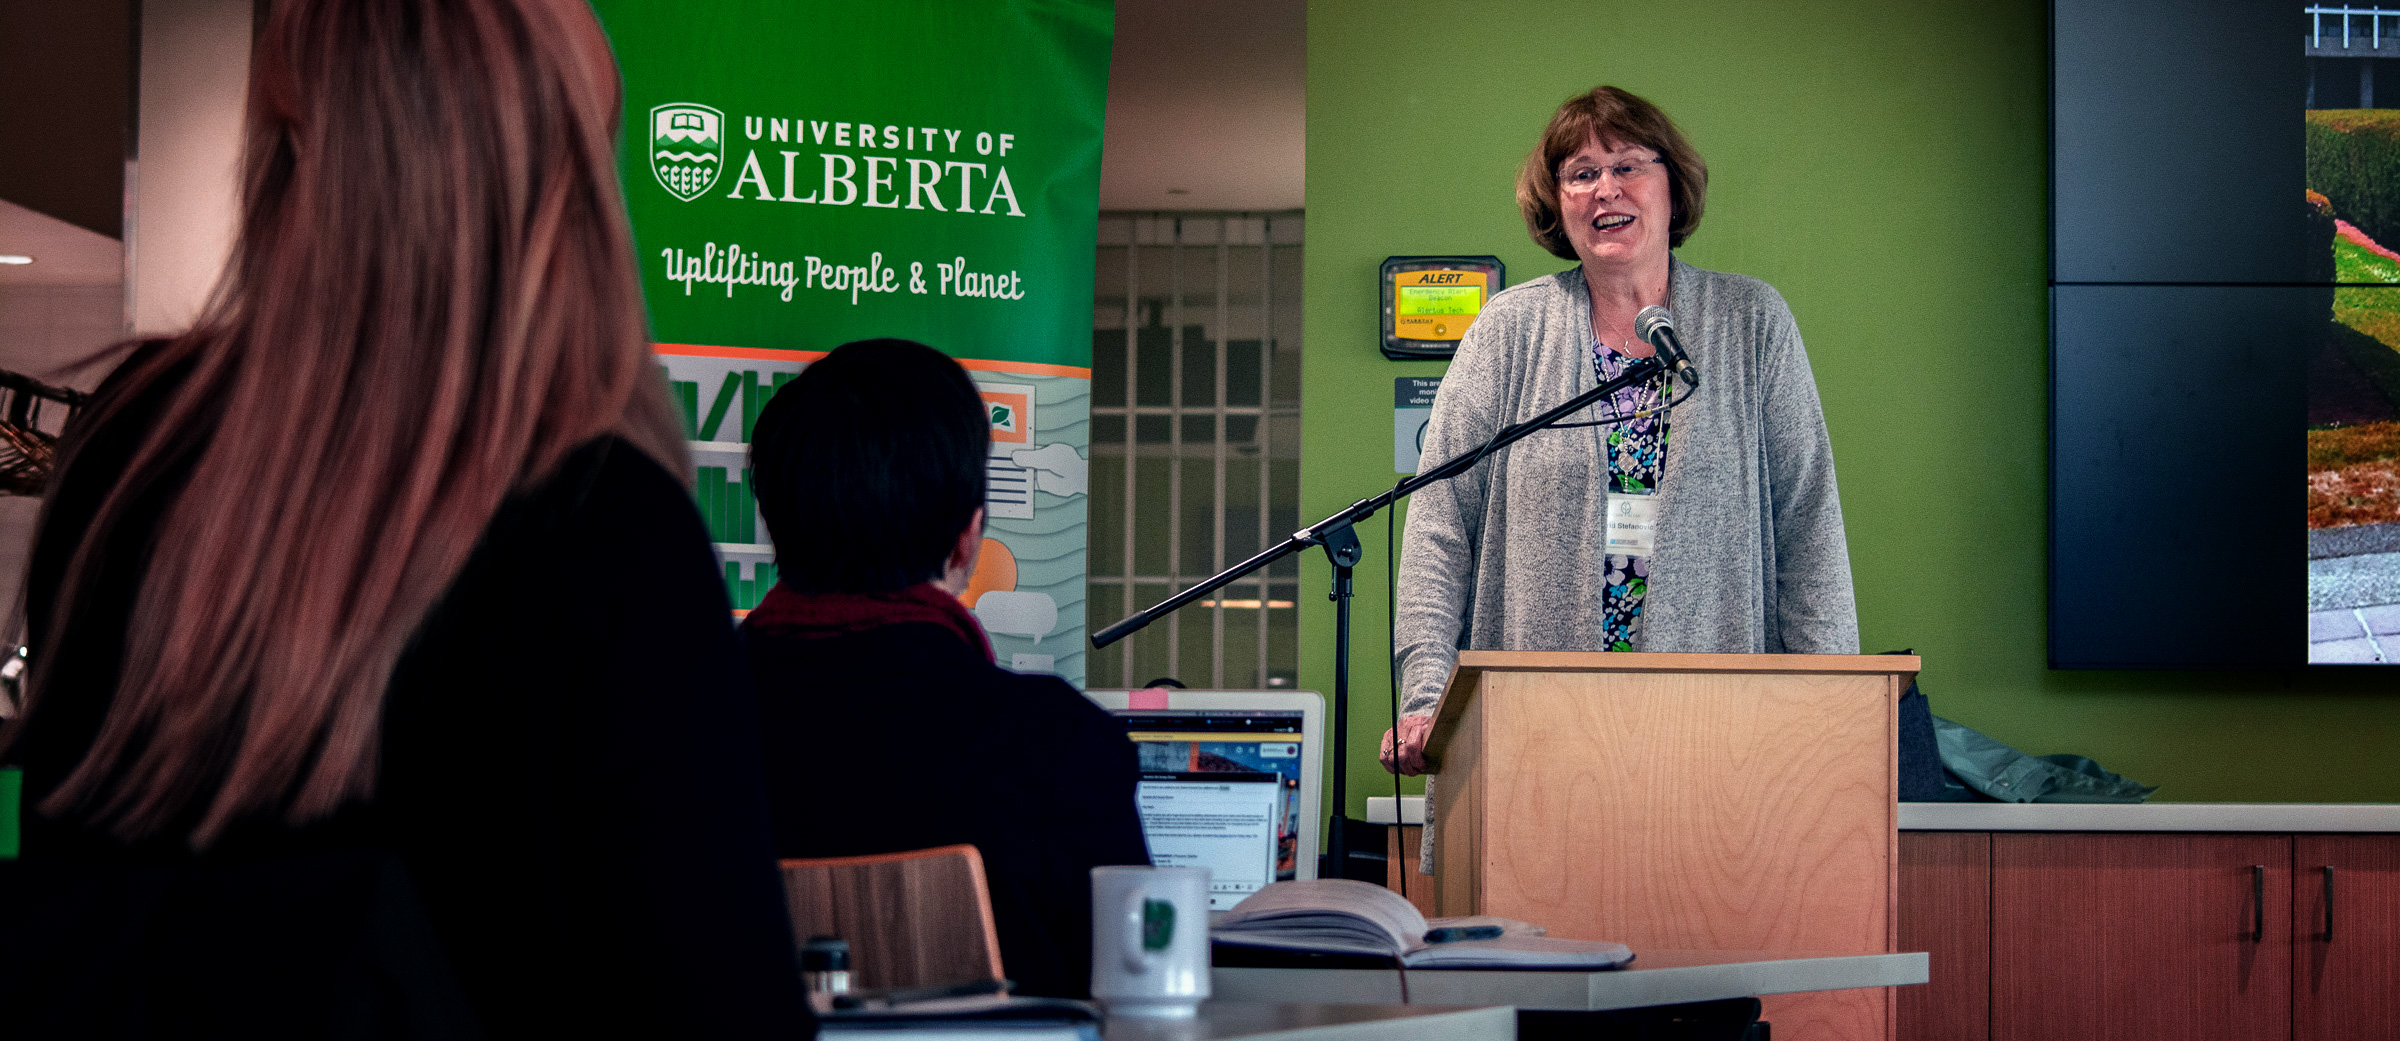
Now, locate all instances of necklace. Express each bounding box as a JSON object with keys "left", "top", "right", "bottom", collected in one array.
[
  {"left": 1590, "top": 334, "right": 1668, "bottom": 419},
  {"left": 1592, "top": 316, "right": 1653, "bottom": 359}
]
